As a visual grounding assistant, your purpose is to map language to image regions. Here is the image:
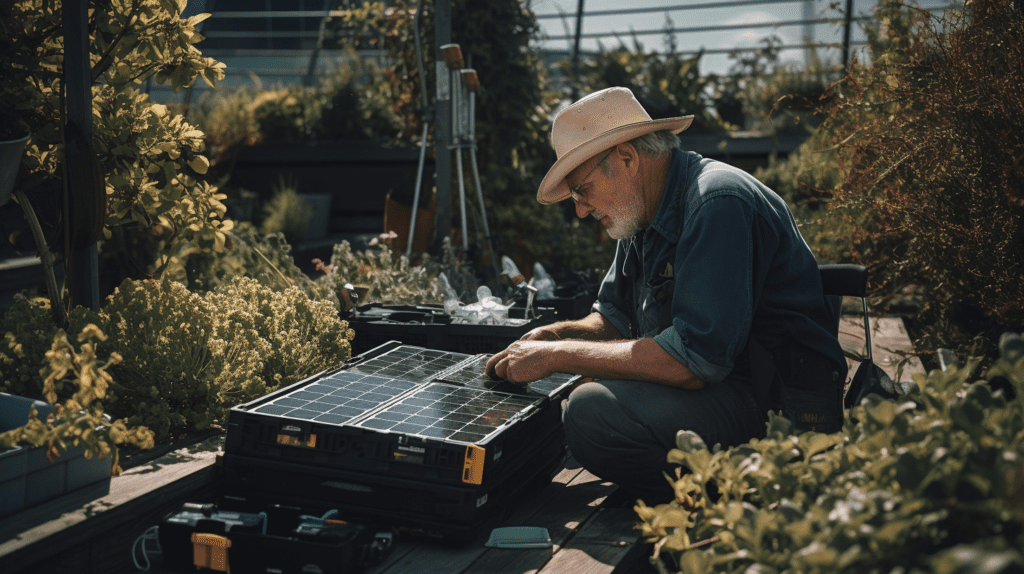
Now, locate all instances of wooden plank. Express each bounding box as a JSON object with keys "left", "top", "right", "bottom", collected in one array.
[
  {"left": 537, "top": 508, "right": 644, "bottom": 574},
  {"left": 370, "top": 461, "right": 596, "bottom": 574},
  {"left": 461, "top": 468, "right": 617, "bottom": 574},
  {"left": 838, "top": 315, "right": 926, "bottom": 383},
  {"left": 0, "top": 435, "right": 223, "bottom": 573}
]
